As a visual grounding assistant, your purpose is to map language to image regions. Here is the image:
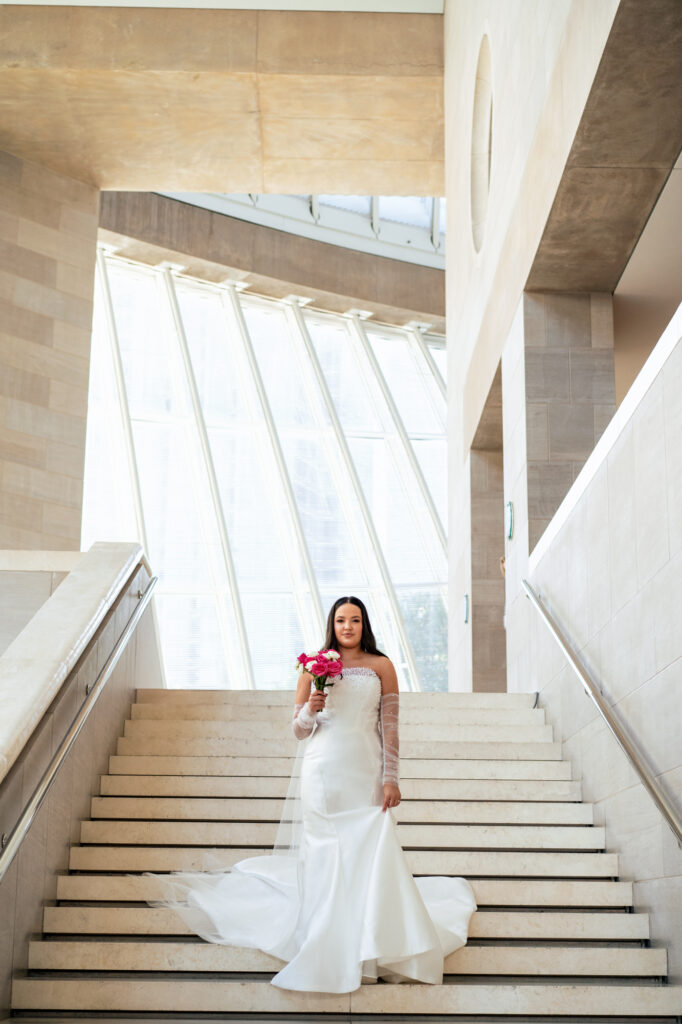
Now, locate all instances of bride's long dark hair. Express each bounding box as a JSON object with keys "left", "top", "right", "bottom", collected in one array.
[{"left": 323, "top": 596, "right": 386, "bottom": 657}]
